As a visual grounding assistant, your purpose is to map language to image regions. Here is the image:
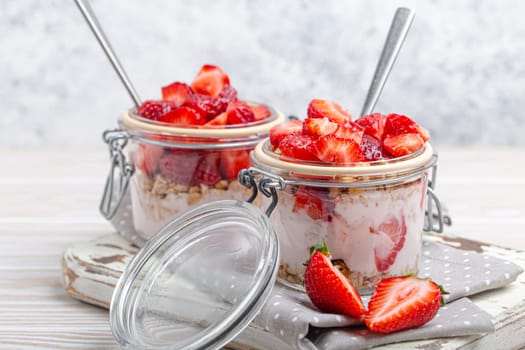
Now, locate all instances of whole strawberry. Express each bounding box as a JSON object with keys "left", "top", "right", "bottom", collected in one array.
[
  {"left": 365, "top": 275, "right": 447, "bottom": 334},
  {"left": 303, "top": 242, "right": 367, "bottom": 320}
]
